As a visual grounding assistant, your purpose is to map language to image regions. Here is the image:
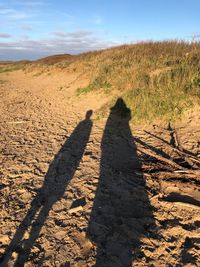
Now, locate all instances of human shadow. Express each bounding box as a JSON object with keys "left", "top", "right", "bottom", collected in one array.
[
  {"left": 1, "top": 110, "right": 93, "bottom": 267},
  {"left": 87, "top": 98, "right": 155, "bottom": 267}
]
